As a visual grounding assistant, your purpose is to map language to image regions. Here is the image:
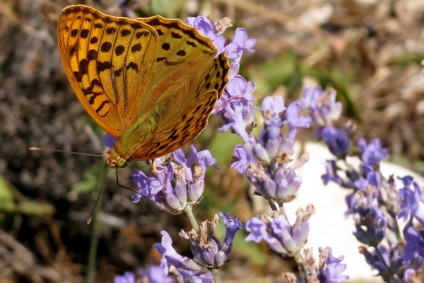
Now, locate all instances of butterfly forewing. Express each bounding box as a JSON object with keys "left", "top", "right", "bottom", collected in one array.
[{"left": 58, "top": 5, "right": 158, "bottom": 136}]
